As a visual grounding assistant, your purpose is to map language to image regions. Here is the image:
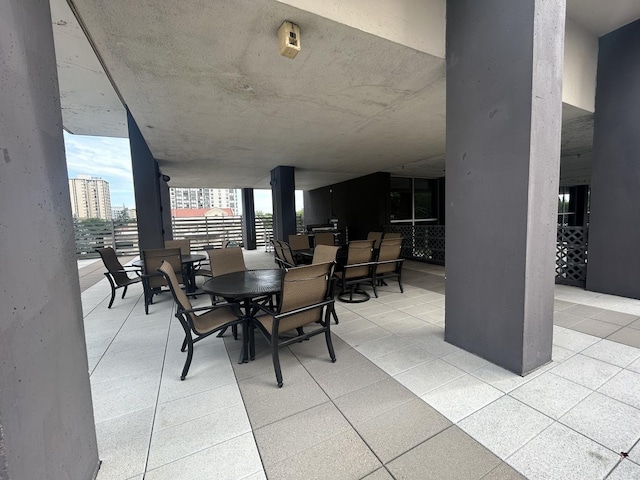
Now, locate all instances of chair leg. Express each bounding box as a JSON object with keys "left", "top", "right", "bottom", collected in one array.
[
  {"left": 232, "top": 324, "right": 238, "bottom": 340},
  {"left": 398, "top": 271, "right": 404, "bottom": 293},
  {"left": 180, "top": 335, "right": 188, "bottom": 352},
  {"left": 181, "top": 333, "right": 194, "bottom": 380},
  {"left": 108, "top": 287, "right": 116, "bottom": 309},
  {"left": 331, "top": 308, "right": 339, "bottom": 324},
  {"left": 372, "top": 278, "right": 378, "bottom": 298},
  {"left": 325, "top": 312, "right": 336, "bottom": 363},
  {"left": 272, "top": 339, "right": 283, "bottom": 387},
  {"left": 216, "top": 326, "right": 228, "bottom": 338},
  {"left": 121, "top": 285, "right": 128, "bottom": 299}
]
